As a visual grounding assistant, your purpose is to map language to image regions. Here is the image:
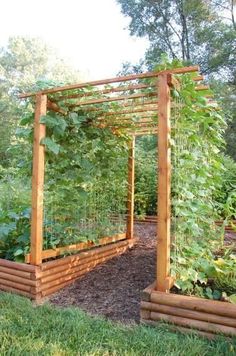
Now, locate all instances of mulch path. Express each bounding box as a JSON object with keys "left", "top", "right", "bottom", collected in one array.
[
  {"left": 49, "top": 224, "right": 156, "bottom": 323},
  {"left": 49, "top": 224, "right": 236, "bottom": 323}
]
